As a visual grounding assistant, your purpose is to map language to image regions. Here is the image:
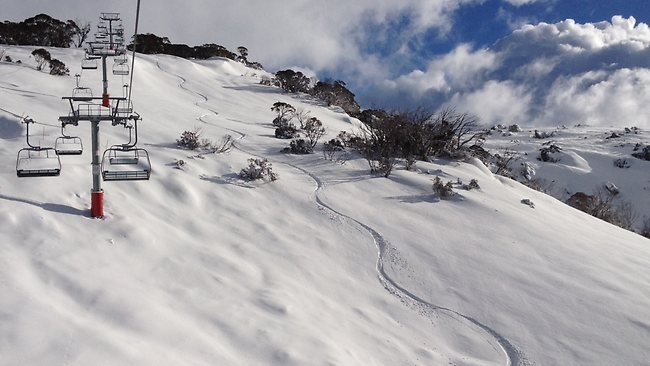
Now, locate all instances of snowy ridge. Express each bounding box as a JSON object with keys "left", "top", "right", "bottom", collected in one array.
[{"left": 1, "top": 46, "right": 649, "bottom": 365}]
